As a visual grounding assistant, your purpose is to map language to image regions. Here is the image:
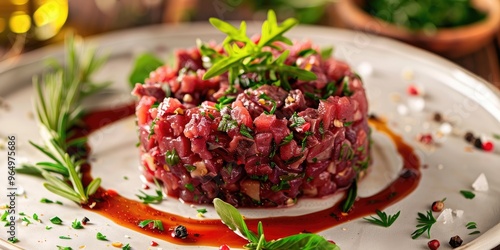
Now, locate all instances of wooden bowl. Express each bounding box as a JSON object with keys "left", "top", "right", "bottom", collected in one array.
[{"left": 335, "top": 0, "right": 500, "bottom": 58}]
